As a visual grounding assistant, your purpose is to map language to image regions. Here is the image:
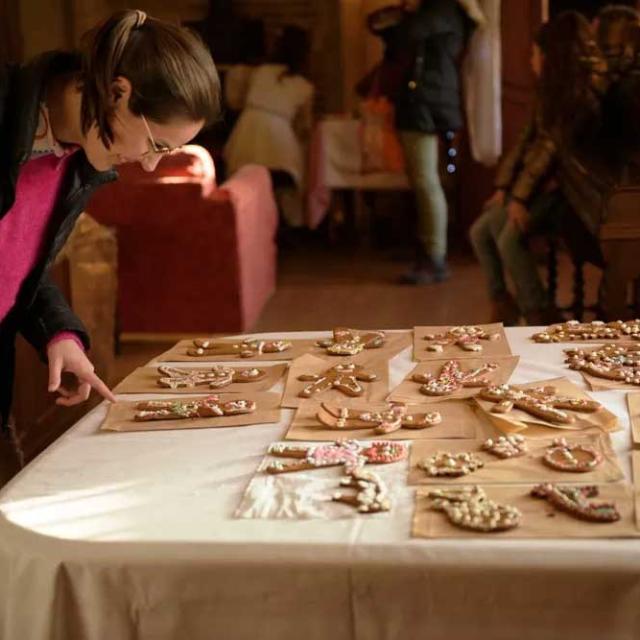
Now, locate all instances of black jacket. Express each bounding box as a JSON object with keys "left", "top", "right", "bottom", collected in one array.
[
  {"left": 392, "top": 0, "right": 473, "bottom": 133},
  {"left": 0, "top": 52, "right": 117, "bottom": 428}
]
